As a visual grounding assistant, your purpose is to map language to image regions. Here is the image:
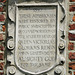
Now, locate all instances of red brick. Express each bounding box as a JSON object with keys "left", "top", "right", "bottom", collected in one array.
[
  {"left": 69, "top": 62, "right": 75, "bottom": 70},
  {"left": 0, "top": 45, "right": 4, "bottom": 51},
  {"left": 69, "top": 52, "right": 75, "bottom": 60},
  {"left": 0, "top": 0, "right": 6, "bottom": 2},
  {"left": 68, "top": 33, "right": 75, "bottom": 41},
  {"left": 2, "top": 25, "right": 5, "bottom": 32},
  {"left": 68, "top": 42, "right": 74, "bottom": 50},
  {"left": 70, "top": 72, "right": 72, "bottom": 75},
  {"left": 0, "top": 7, "right": 3, "bottom": 12},
  {"left": 0, "top": 53, "right": 4, "bottom": 60},
  {"left": 0, "top": 72, "right": 4, "bottom": 75},
  {"left": 68, "top": 71, "right": 72, "bottom": 75},
  {"left": 0, "top": 34, "right": 3, "bottom": 41},
  {"left": 69, "top": 5, "right": 75, "bottom": 12},
  {"left": 69, "top": 24, "right": 75, "bottom": 30},
  {"left": 70, "top": 73, "right": 72, "bottom": 75},
  {"left": 69, "top": 71, "right": 75, "bottom": 75},
  {"left": 0, "top": 14, "right": 5, "bottom": 22},
  {"left": 0, "top": 62, "right": 4, "bottom": 70},
  {"left": 73, "top": 14, "right": 75, "bottom": 22},
  {"left": 74, "top": 72, "right": 75, "bottom": 75},
  {"left": 70, "top": 0, "right": 75, "bottom": 2}
]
